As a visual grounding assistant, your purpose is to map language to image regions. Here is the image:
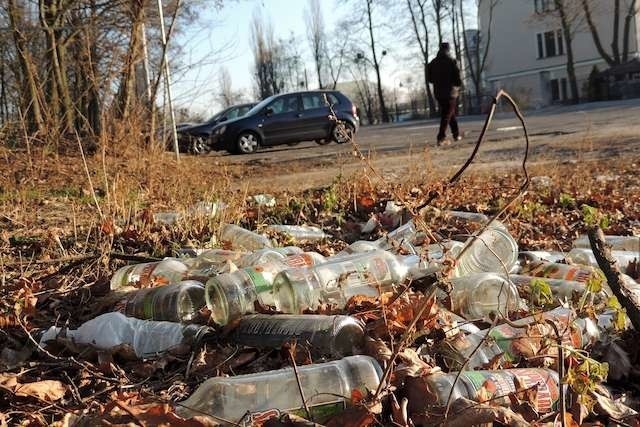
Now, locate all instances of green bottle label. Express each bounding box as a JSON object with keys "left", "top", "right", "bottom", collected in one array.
[{"left": 245, "top": 267, "right": 272, "bottom": 294}]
